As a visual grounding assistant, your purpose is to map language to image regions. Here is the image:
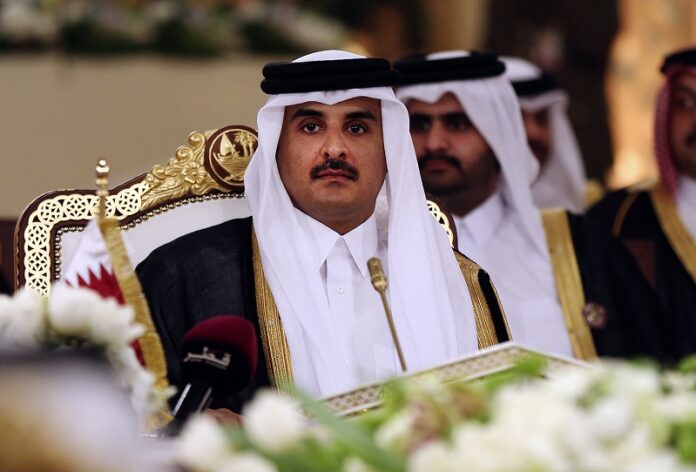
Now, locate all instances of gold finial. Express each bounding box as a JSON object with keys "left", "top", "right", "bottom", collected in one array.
[
  {"left": 367, "top": 257, "right": 407, "bottom": 372},
  {"left": 95, "top": 159, "right": 110, "bottom": 219}
]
